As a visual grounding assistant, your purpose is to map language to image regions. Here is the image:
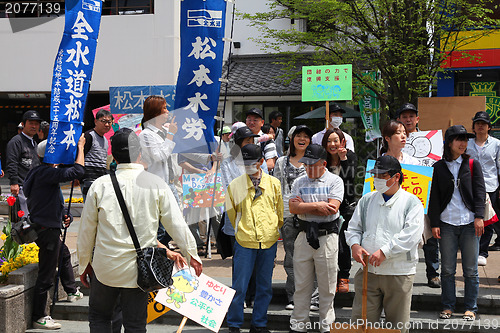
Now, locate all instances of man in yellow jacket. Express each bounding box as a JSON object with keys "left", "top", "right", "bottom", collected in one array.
[{"left": 225, "top": 144, "right": 284, "bottom": 333}]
